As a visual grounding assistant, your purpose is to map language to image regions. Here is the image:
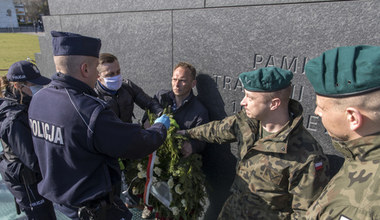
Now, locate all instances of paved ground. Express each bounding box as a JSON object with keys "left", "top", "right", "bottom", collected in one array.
[
  {"left": 0, "top": 143, "right": 148, "bottom": 220},
  {"left": 0, "top": 176, "right": 147, "bottom": 220}
]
